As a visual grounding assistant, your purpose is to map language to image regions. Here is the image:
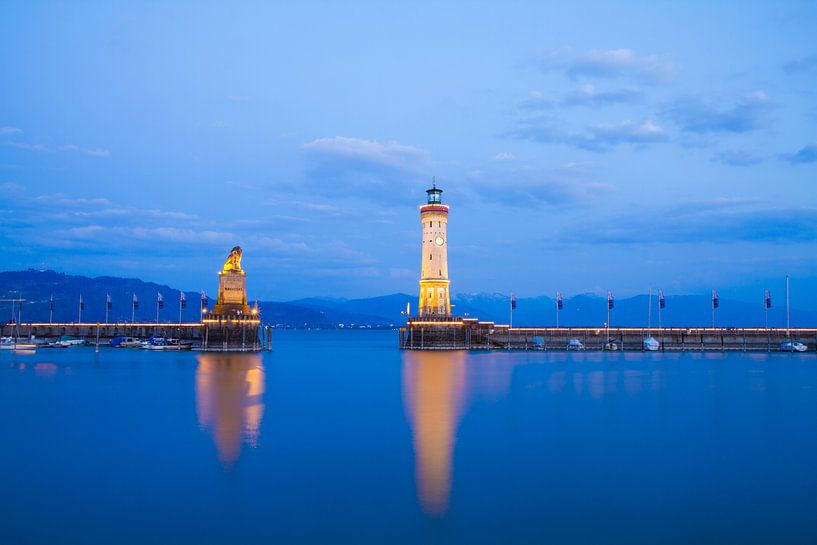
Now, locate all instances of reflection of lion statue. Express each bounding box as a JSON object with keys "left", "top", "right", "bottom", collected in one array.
[{"left": 223, "top": 246, "right": 243, "bottom": 272}]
